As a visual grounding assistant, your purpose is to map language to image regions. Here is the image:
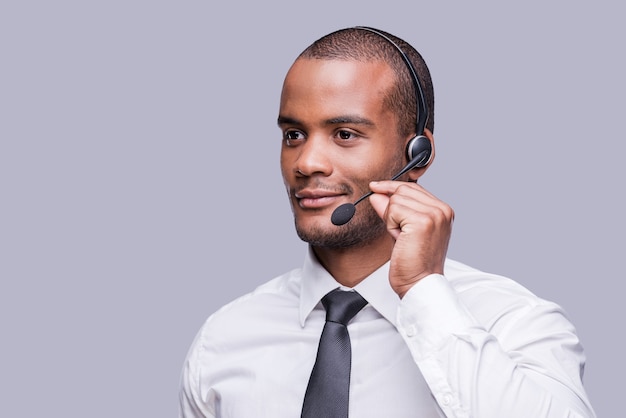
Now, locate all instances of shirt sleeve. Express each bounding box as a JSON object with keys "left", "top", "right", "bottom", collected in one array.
[
  {"left": 178, "top": 330, "right": 216, "bottom": 418},
  {"left": 396, "top": 274, "right": 596, "bottom": 418}
]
